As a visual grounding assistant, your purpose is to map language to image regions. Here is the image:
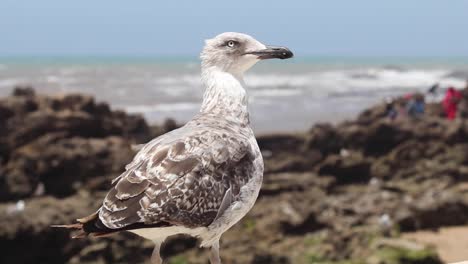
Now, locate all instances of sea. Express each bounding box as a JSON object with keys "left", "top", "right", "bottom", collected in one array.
[{"left": 0, "top": 56, "right": 467, "bottom": 133}]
